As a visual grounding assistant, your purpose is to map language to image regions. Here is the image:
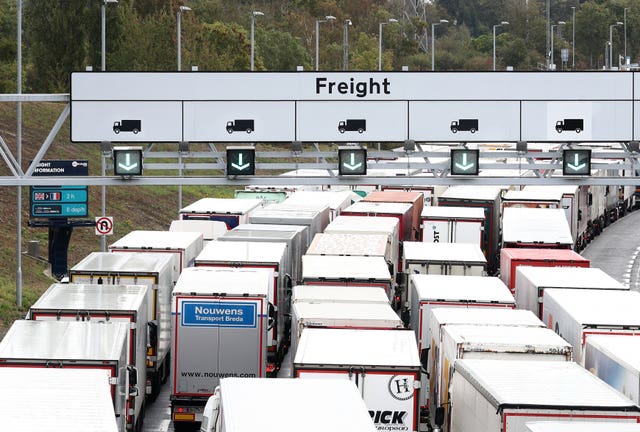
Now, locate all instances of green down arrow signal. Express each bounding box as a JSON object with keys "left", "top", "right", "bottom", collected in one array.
[
  {"left": 566, "top": 153, "right": 586, "bottom": 171},
  {"left": 231, "top": 153, "right": 251, "bottom": 171},
  {"left": 454, "top": 153, "right": 475, "bottom": 171},
  {"left": 342, "top": 153, "right": 363, "bottom": 171},
  {"left": 118, "top": 153, "right": 139, "bottom": 172}
]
